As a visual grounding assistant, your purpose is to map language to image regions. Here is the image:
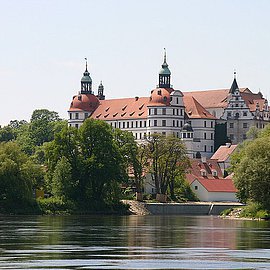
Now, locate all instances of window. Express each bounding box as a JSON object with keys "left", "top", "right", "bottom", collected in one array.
[
  {"left": 140, "top": 121, "right": 142, "bottom": 128},
  {"left": 136, "top": 121, "right": 138, "bottom": 128},
  {"left": 204, "top": 133, "right": 207, "bottom": 140},
  {"left": 148, "top": 120, "right": 151, "bottom": 127},
  {"left": 69, "top": 113, "right": 72, "bottom": 119},
  {"left": 176, "top": 97, "right": 179, "bottom": 104},
  {"left": 139, "top": 133, "right": 142, "bottom": 139},
  {"left": 118, "top": 122, "right": 121, "bottom": 128},
  {"left": 227, "top": 112, "right": 232, "bottom": 117},
  {"left": 243, "top": 123, "right": 248, "bottom": 128},
  {"left": 173, "top": 109, "right": 175, "bottom": 115},
  {"left": 235, "top": 103, "right": 239, "bottom": 107},
  {"left": 131, "top": 122, "right": 133, "bottom": 128},
  {"left": 183, "top": 133, "right": 186, "bottom": 138},
  {"left": 200, "top": 169, "right": 207, "bottom": 176},
  {"left": 243, "top": 134, "right": 247, "bottom": 140},
  {"left": 211, "top": 133, "right": 213, "bottom": 140},
  {"left": 187, "top": 133, "right": 190, "bottom": 138},
  {"left": 173, "top": 120, "right": 175, "bottom": 127},
  {"left": 243, "top": 111, "right": 247, "bottom": 116},
  {"left": 194, "top": 185, "right": 198, "bottom": 190},
  {"left": 154, "top": 120, "right": 157, "bottom": 126},
  {"left": 123, "top": 122, "right": 125, "bottom": 128},
  {"left": 144, "top": 121, "right": 147, "bottom": 127},
  {"left": 154, "top": 108, "right": 157, "bottom": 115},
  {"left": 177, "top": 120, "right": 179, "bottom": 127},
  {"left": 229, "top": 123, "right": 234, "bottom": 128},
  {"left": 162, "top": 120, "right": 166, "bottom": 127},
  {"left": 212, "top": 169, "right": 217, "bottom": 176},
  {"left": 162, "top": 108, "right": 166, "bottom": 115},
  {"left": 75, "top": 124, "right": 79, "bottom": 129},
  {"left": 75, "top": 113, "right": 79, "bottom": 119},
  {"left": 211, "top": 121, "right": 213, "bottom": 128},
  {"left": 181, "top": 121, "right": 183, "bottom": 127},
  {"left": 211, "top": 146, "right": 213, "bottom": 152},
  {"left": 84, "top": 113, "right": 88, "bottom": 119},
  {"left": 127, "top": 122, "right": 129, "bottom": 128},
  {"left": 204, "top": 121, "right": 207, "bottom": 128},
  {"left": 162, "top": 132, "right": 166, "bottom": 136},
  {"left": 114, "top": 122, "right": 117, "bottom": 128},
  {"left": 181, "top": 109, "right": 183, "bottom": 116},
  {"left": 204, "top": 145, "right": 207, "bottom": 152}
]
